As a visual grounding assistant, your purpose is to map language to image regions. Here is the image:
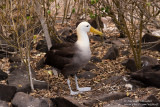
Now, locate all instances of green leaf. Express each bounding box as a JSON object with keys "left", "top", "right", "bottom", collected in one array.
[
  {"left": 72, "top": 8, "right": 75, "bottom": 13},
  {"left": 56, "top": 5, "right": 60, "bottom": 9},
  {"left": 101, "top": 7, "right": 104, "bottom": 11},
  {"left": 83, "top": 8, "right": 85, "bottom": 12},
  {"left": 33, "top": 35, "right": 37, "bottom": 39},
  {"left": 95, "top": 0, "right": 99, "bottom": 3},
  {"left": 91, "top": 0, "right": 95, "bottom": 5},
  {"left": 48, "top": 70, "right": 53, "bottom": 76},
  {"left": 105, "top": 6, "right": 109, "bottom": 13},
  {"left": 126, "top": 92, "right": 129, "bottom": 96},
  {"left": 2, "top": 5, "right": 6, "bottom": 9},
  {"left": 47, "top": 10, "right": 51, "bottom": 14},
  {"left": 146, "top": 2, "right": 151, "bottom": 6},
  {"left": 95, "top": 14, "right": 97, "bottom": 17},
  {"left": 27, "top": 16, "right": 30, "bottom": 20},
  {"left": 89, "top": 13, "right": 95, "bottom": 19},
  {"left": 14, "top": 65, "right": 18, "bottom": 68}
]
